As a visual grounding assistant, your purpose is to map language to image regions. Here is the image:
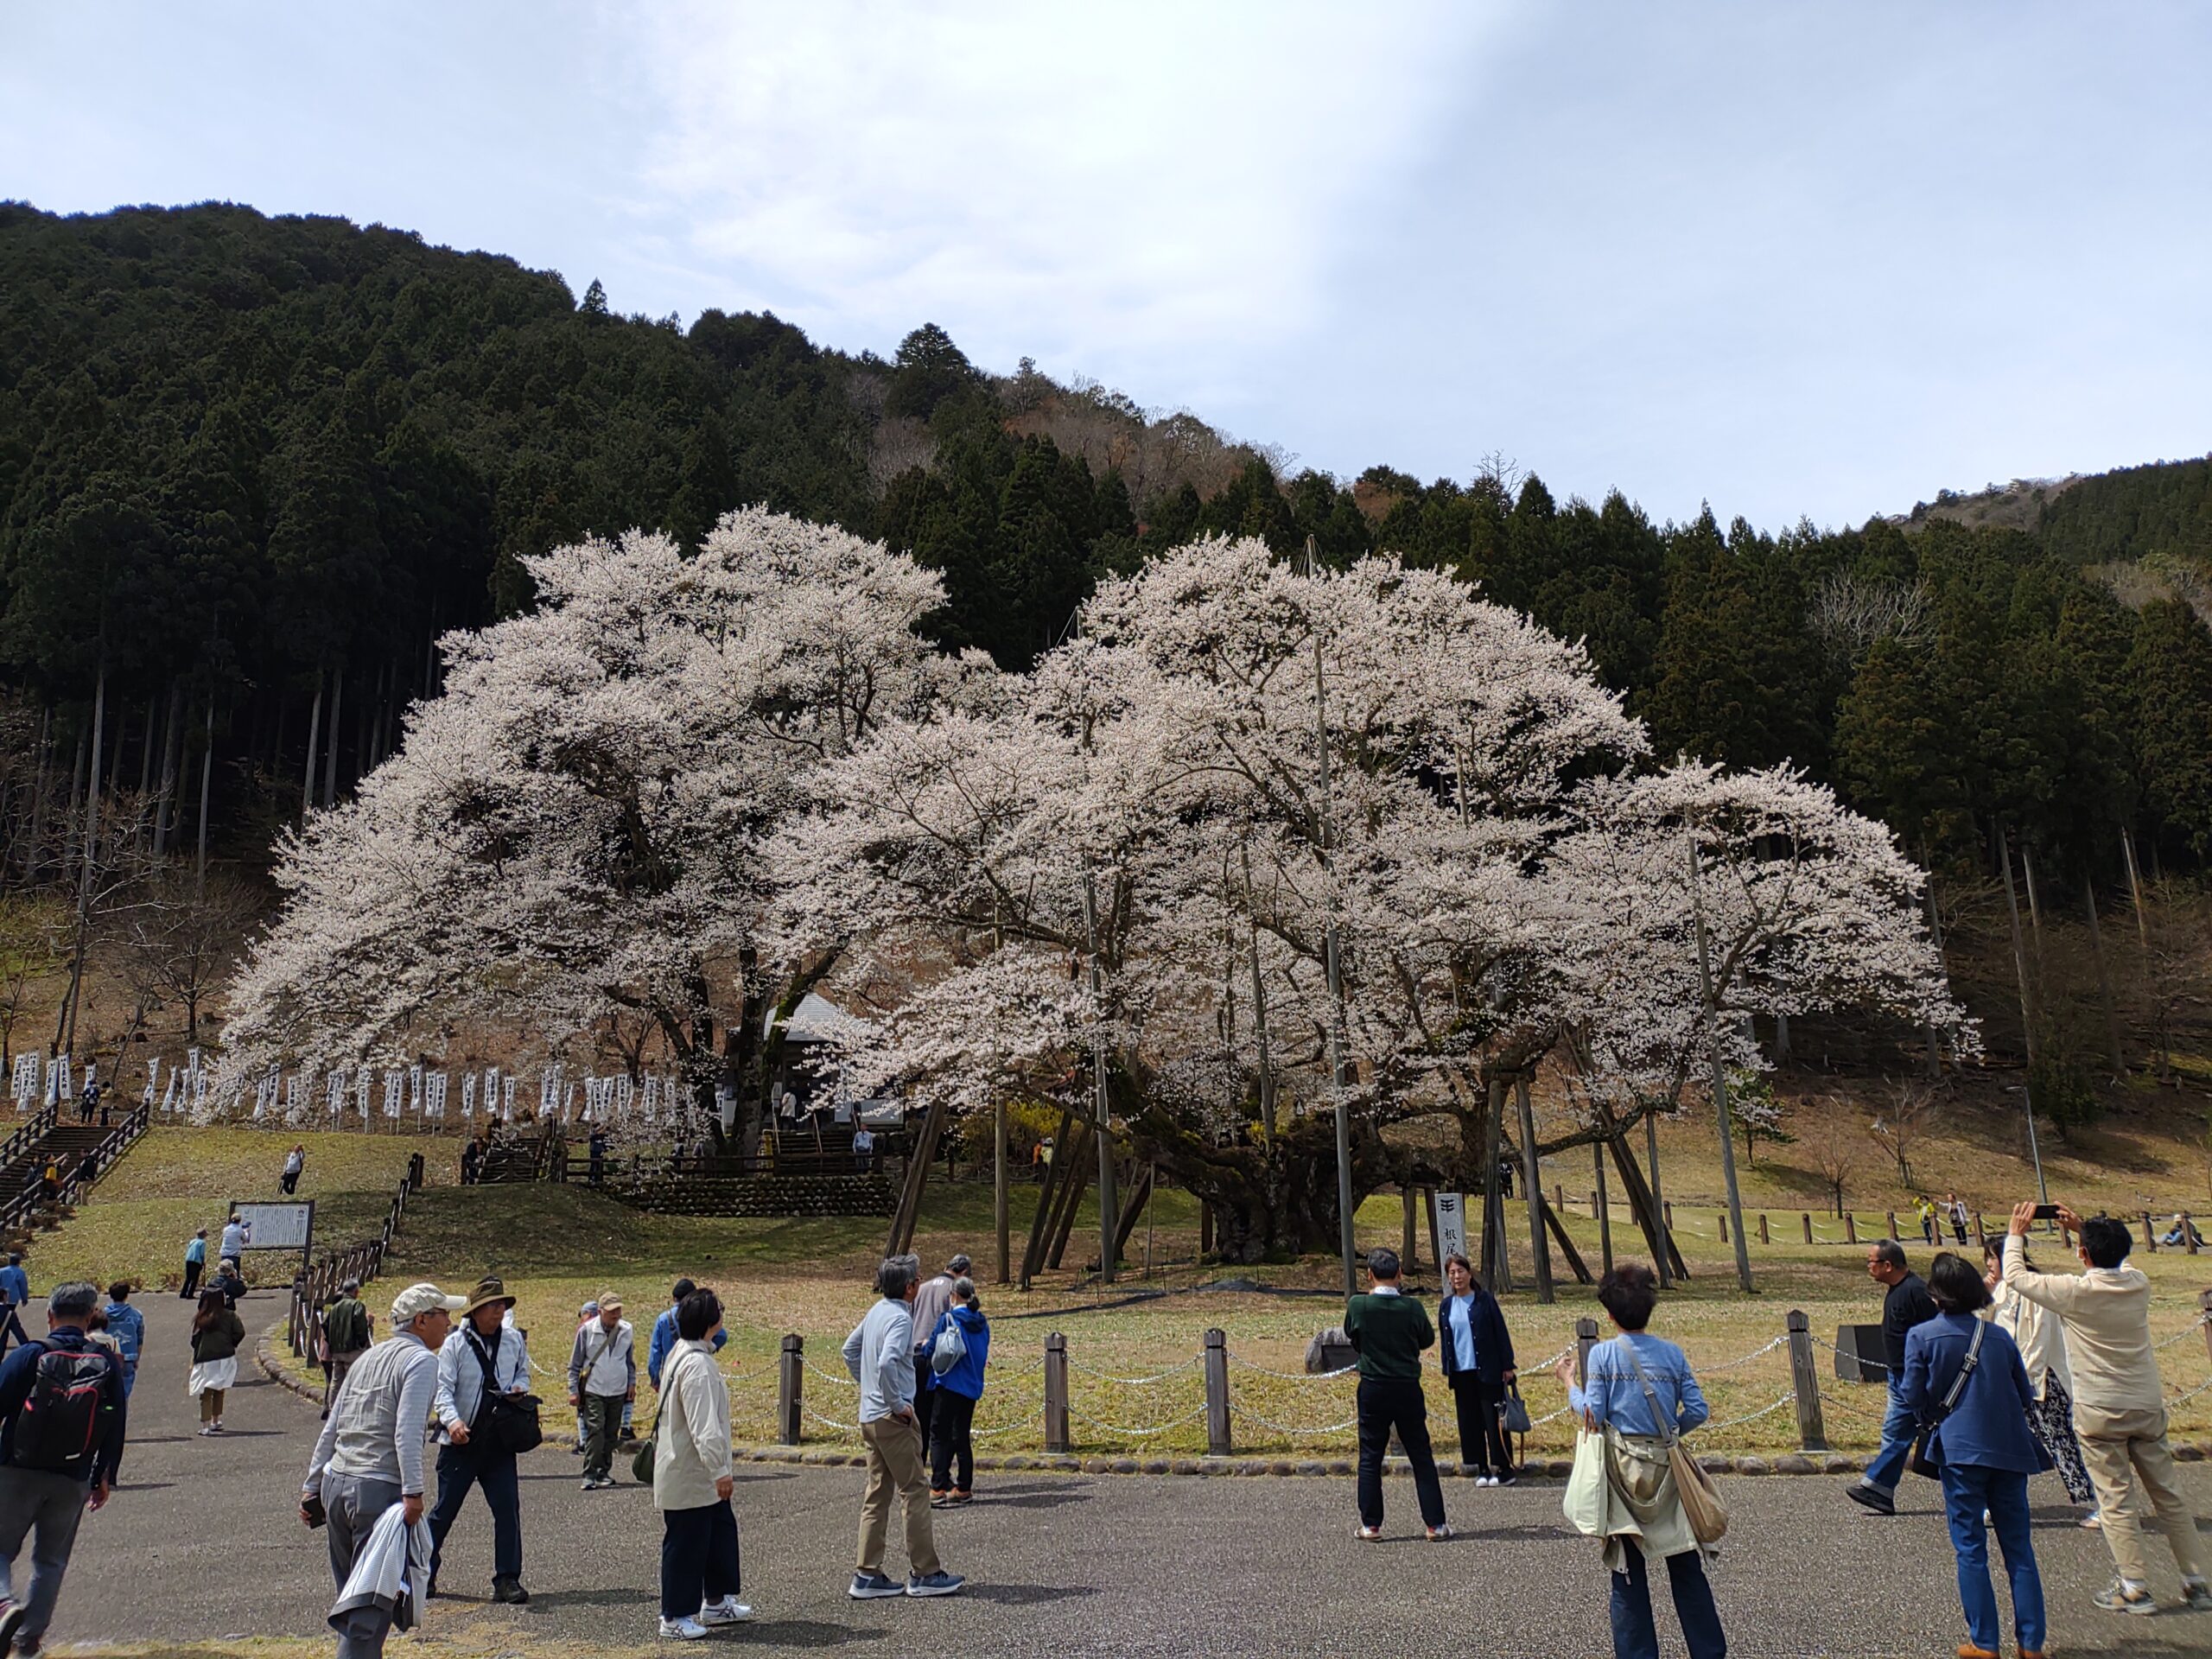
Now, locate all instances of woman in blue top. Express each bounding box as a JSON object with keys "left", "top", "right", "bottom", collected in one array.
[
  {"left": 1901, "top": 1251, "right": 2047, "bottom": 1659},
  {"left": 925, "top": 1277, "right": 989, "bottom": 1507},
  {"left": 1437, "top": 1252, "right": 1517, "bottom": 1483},
  {"left": 1556, "top": 1262, "right": 1724, "bottom": 1659}
]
